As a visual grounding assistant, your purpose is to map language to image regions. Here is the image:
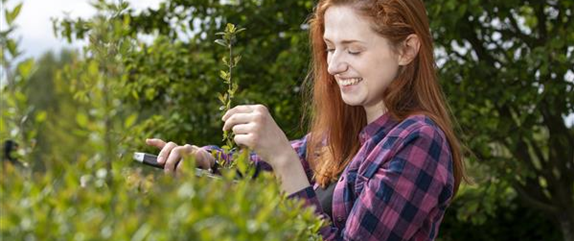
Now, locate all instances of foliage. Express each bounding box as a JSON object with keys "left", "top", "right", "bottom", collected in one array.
[
  {"left": 0, "top": 0, "right": 46, "bottom": 167},
  {"left": 1, "top": 152, "right": 325, "bottom": 240},
  {"left": 214, "top": 22, "right": 249, "bottom": 169},
  {"left": 439, "top": 186, "right": 562, "bottom": 241},
  {"left": 24, "top": 50, "right": 85, "bottom": 171},
  {"left": 53, "top": 0, "right": 313, "bottom": 147},
  {"left": 427, "top": 0, "right": 573, "bottom": 239},
  {"left": 1, "top": 0, "right": 572, "bottom": 240},
  {"left": 1, "top": 1, "right": 325, "bottom": 240}
]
